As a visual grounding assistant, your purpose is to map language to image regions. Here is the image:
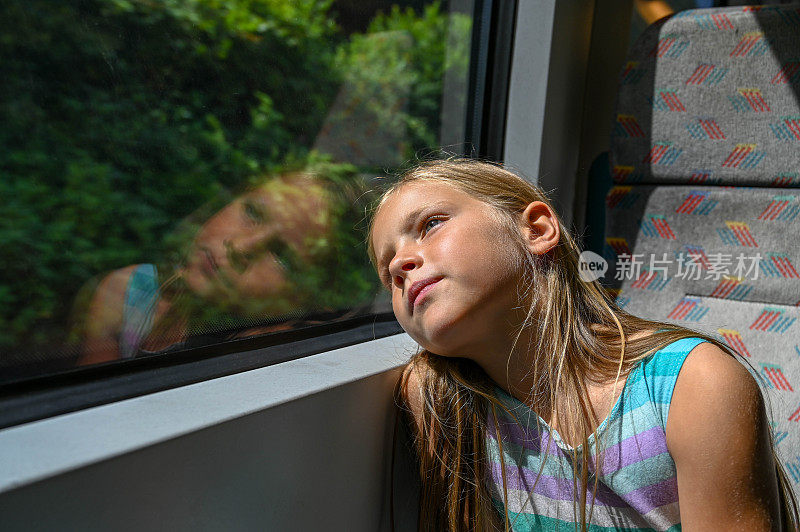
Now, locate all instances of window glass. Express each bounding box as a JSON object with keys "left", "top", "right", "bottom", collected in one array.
[{"left": 0, "top": 0, "right": 474, "bottom": 381}]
